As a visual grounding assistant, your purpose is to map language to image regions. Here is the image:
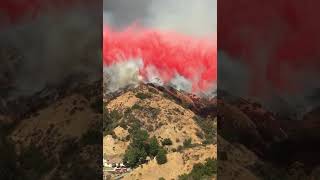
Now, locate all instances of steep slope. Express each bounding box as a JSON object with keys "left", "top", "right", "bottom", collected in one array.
[
  {"left": 103, "top": 83, "right": 217, "bottom": 180},
  {"left": 124, "top": 145, "right": 216, "bottom": 180},
  {"left": 1, "top": 81, "right": 102, "bottom": 180}
]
